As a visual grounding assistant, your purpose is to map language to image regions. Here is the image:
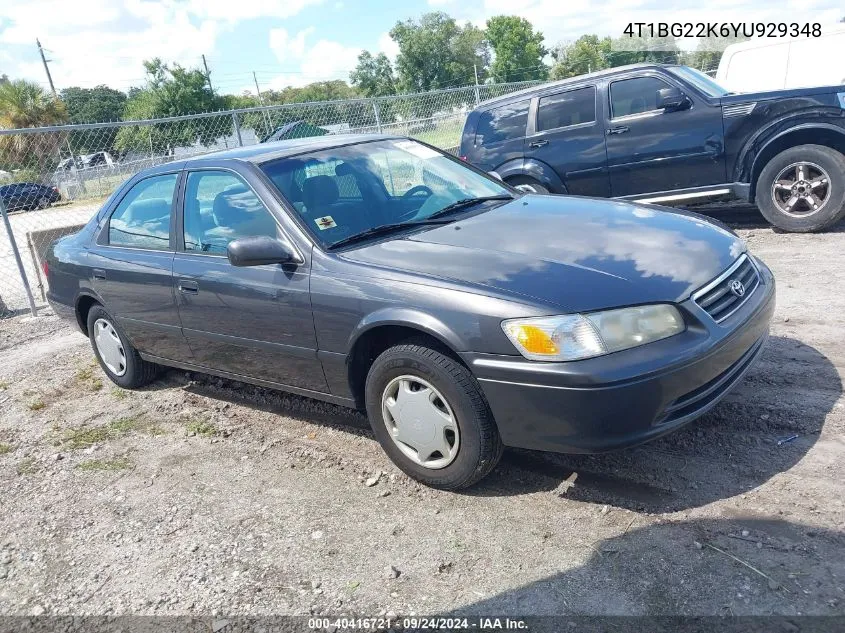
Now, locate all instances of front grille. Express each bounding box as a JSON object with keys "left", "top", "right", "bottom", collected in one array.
[{"left": 693, "top": 255, "right": 760, "bottom": 322}]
